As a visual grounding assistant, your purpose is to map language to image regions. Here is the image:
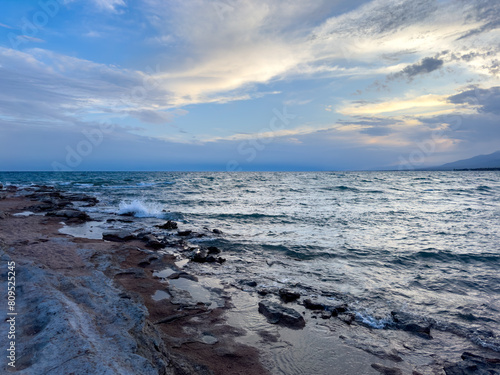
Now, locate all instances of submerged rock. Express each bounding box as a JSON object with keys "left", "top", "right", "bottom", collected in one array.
[
  {"left": 177, "top": 230, "right": 192, "bottom": 236},
  {"left": 258, "top": 300, "right": 305, "bottom": 329},
  {"left": 212, "top": 229, "right": 223, "bottom": 234},
  {"left": 157, "top": 220, "right": 178, "bottom": 230}
]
